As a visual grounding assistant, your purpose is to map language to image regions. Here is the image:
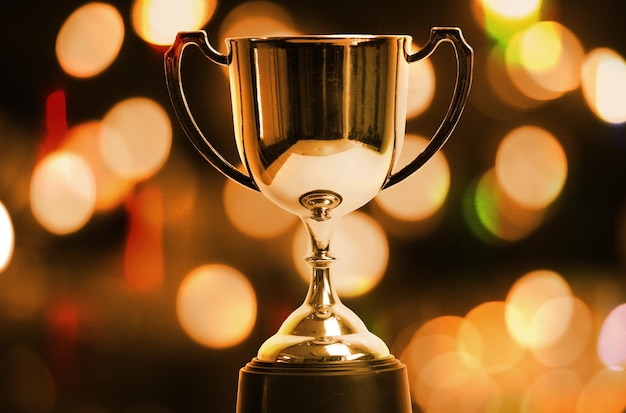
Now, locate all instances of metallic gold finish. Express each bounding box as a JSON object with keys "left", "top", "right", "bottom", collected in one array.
[
  {"left": 165, "top": 29, "right": 474, "bottom": 363},
  {"left": 299, "top": 190, "right": 342, "bottom": 222}
]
